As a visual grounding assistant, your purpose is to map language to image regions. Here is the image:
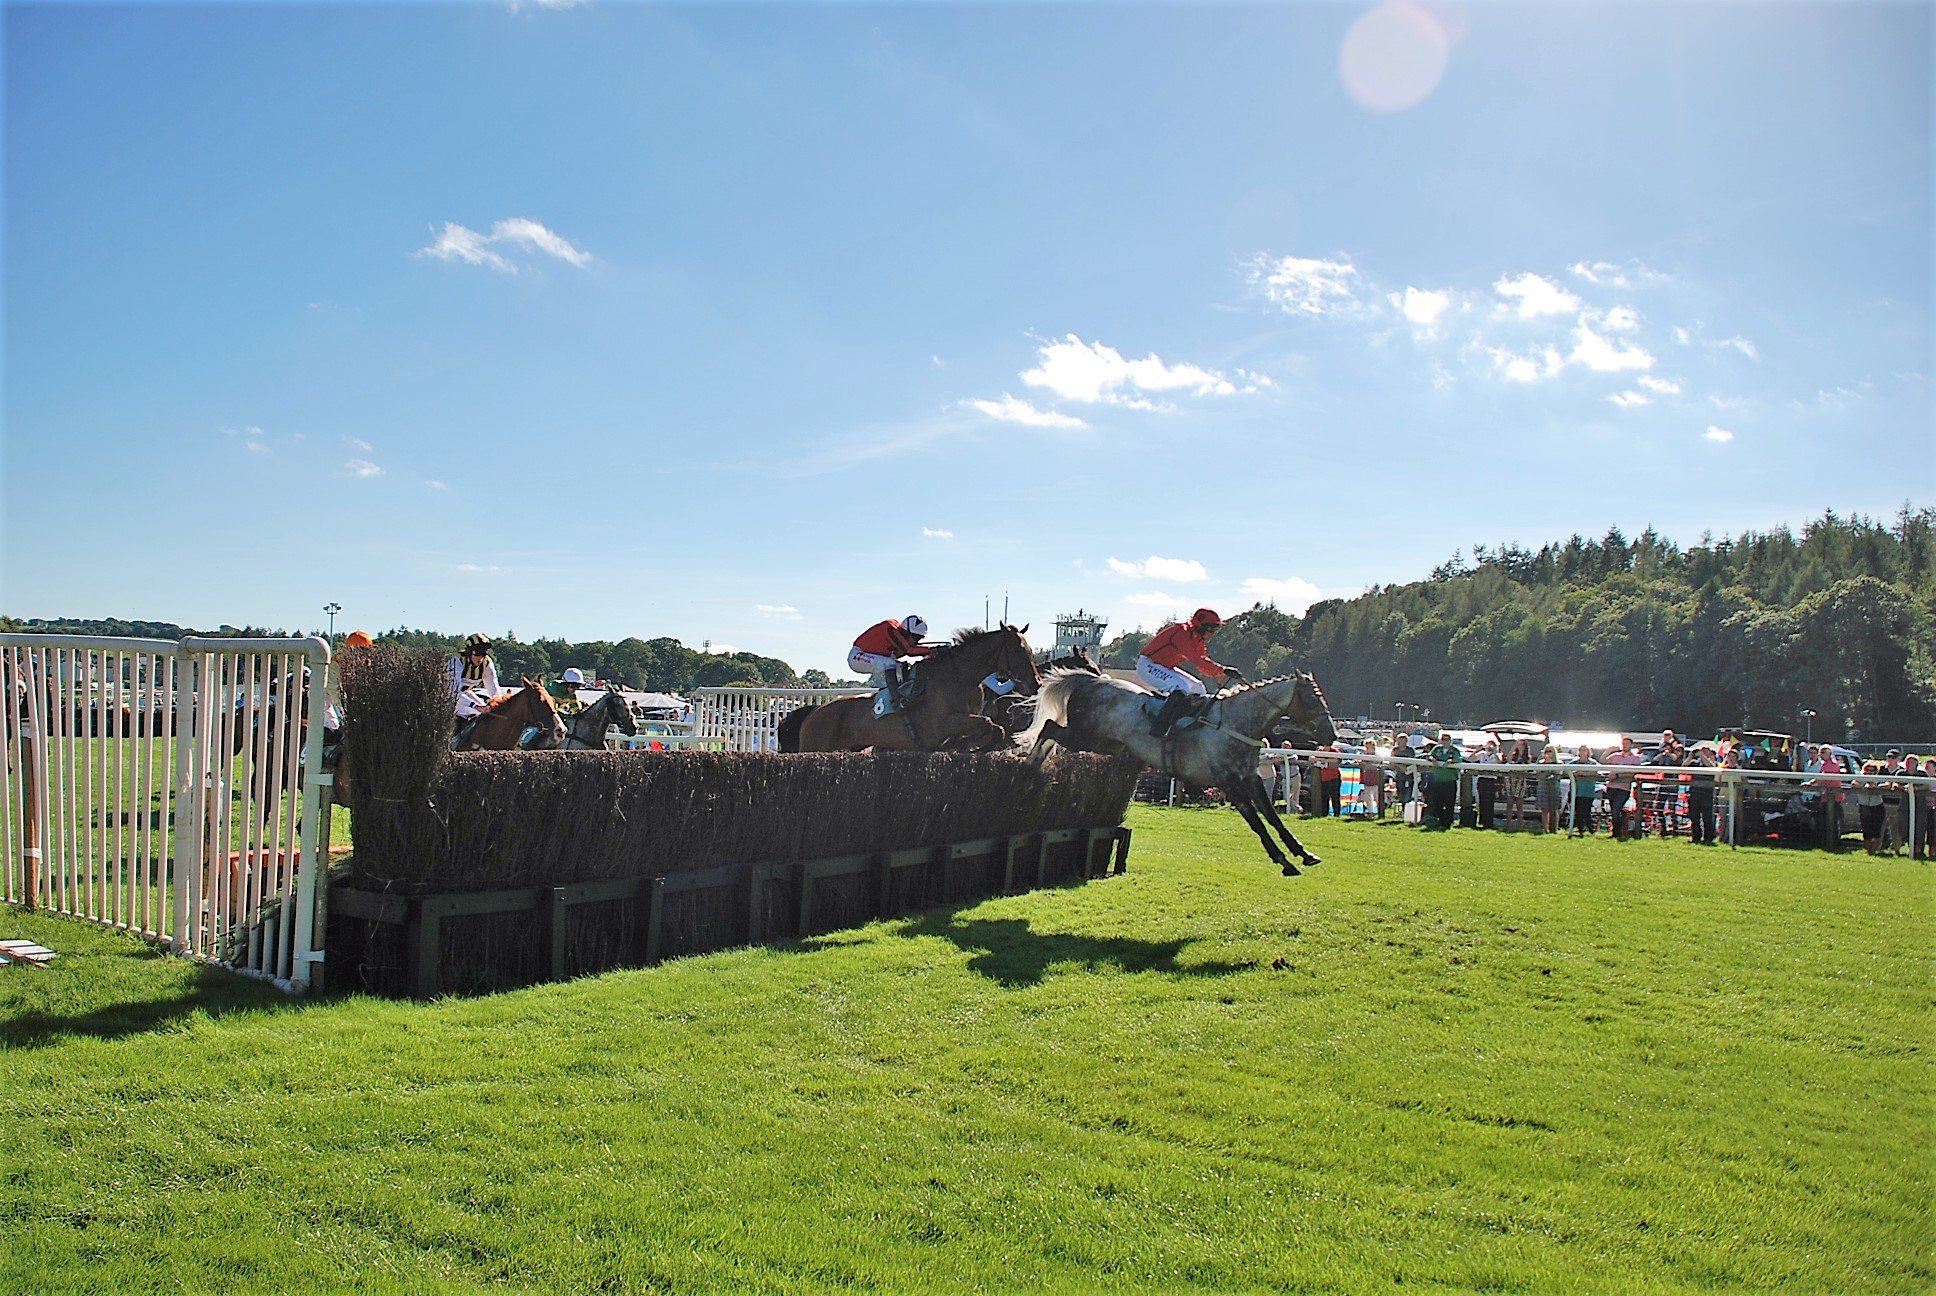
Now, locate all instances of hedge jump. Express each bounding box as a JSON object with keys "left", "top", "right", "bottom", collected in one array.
[{"left": 329, "top": 826, "right": 1131, "bottom": 998}]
